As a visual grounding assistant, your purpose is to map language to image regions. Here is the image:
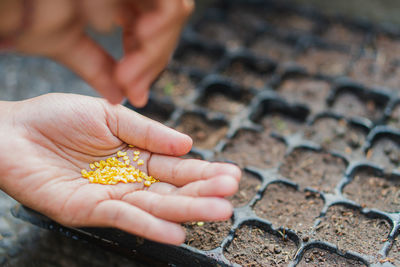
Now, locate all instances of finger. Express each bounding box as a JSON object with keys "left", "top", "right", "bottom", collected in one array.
[
  {"left": 122, "top": 191, "right": 233, "bottom": 222},
  {"left": 86, "top": 200, "right": 185, "bottom": 244},
  {"left": 105, "top": 104, "right": 192, "bottom": 155},
  {"left": 148, "top": 155, "right": 241, "bottom": 186},
  {"left": 52, "top": 34, "right": 124, "bottom": 104},
  {"left": 82, "top": 0, "right": 119, "bottom": 32}
]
